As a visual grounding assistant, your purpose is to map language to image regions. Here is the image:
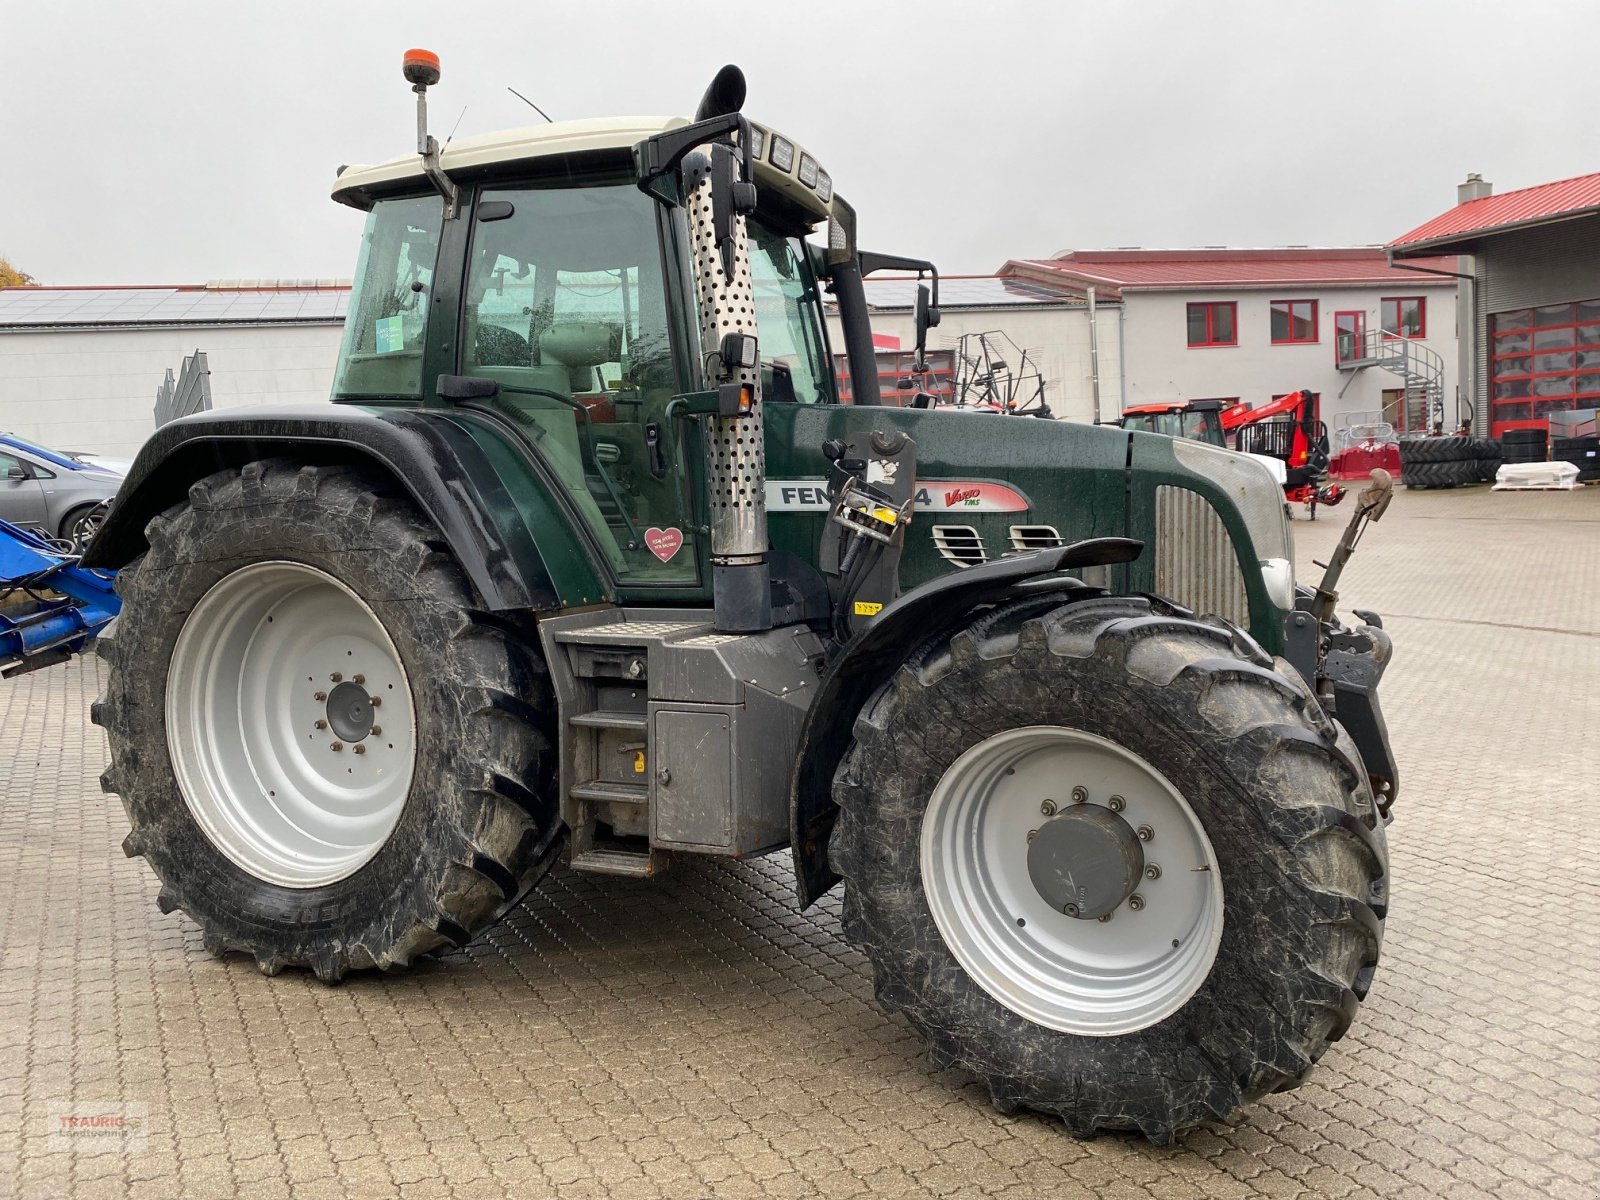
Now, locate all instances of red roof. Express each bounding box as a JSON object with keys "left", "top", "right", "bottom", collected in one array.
[
  {"left": 1389, "top": 171, "right": 1600, "bottom": 255},
  {"left": 1000, "top": 248, "right": 1458, "bottom": 299}
]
